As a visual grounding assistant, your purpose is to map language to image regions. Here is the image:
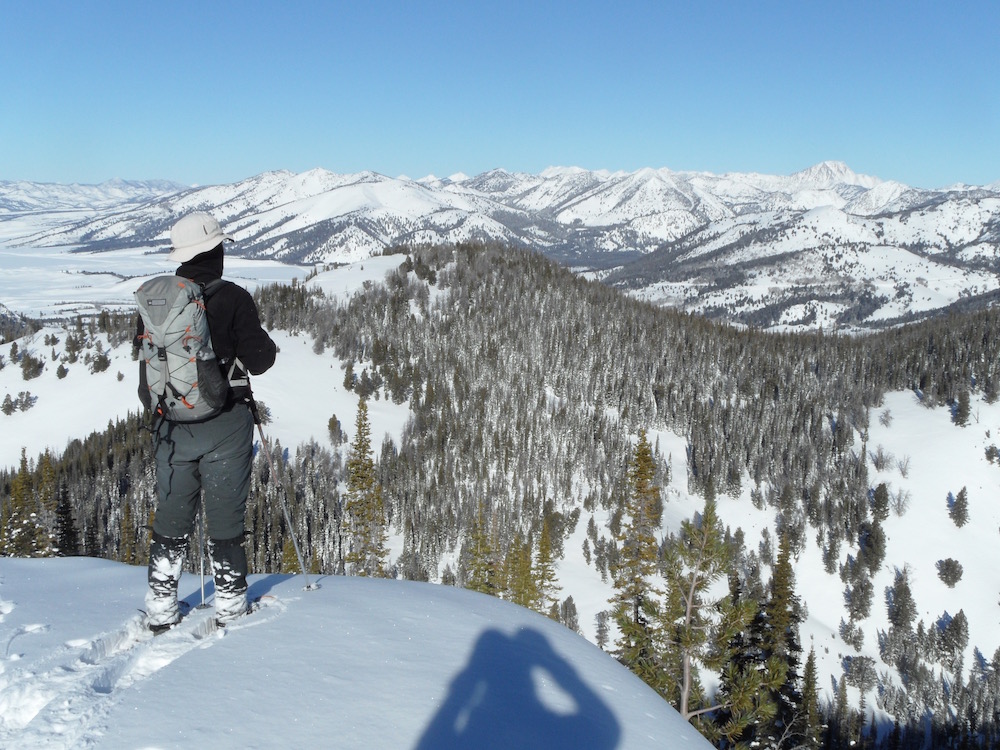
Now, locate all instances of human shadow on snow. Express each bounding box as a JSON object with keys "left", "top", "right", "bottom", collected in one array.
[{"left": 414, "top": 627, "right": 621, "bottom": 750}]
